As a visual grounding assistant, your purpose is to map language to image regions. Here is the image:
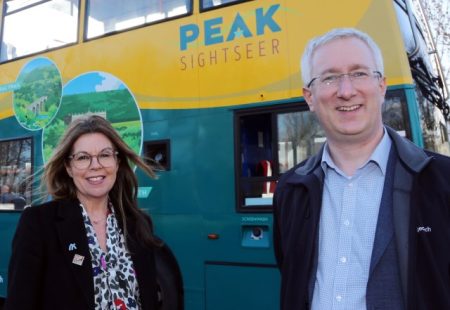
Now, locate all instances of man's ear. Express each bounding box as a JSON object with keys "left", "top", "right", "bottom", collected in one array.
[
  {"left": 303, "top": 87, "right": 315, "bottom": 112},
  {"left": 379, "top": 76, "right": 387, "bottom": 97}
]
